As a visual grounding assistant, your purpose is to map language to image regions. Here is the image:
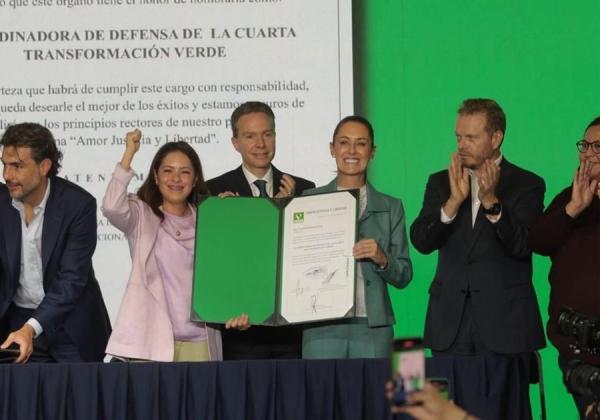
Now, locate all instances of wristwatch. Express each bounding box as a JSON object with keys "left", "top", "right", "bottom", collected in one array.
[{"left": 482, "top": 202, "right": 502, "bottom": 216}]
